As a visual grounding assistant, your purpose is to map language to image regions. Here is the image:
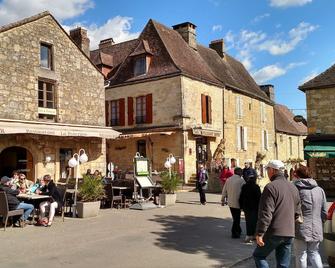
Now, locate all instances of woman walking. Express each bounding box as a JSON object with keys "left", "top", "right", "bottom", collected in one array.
[
  {"left": 196, "top": 164, "right": 208, "bottom": 205},
  {"left": 294, "top": 166, "right": 327, "bottom": 268}
]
